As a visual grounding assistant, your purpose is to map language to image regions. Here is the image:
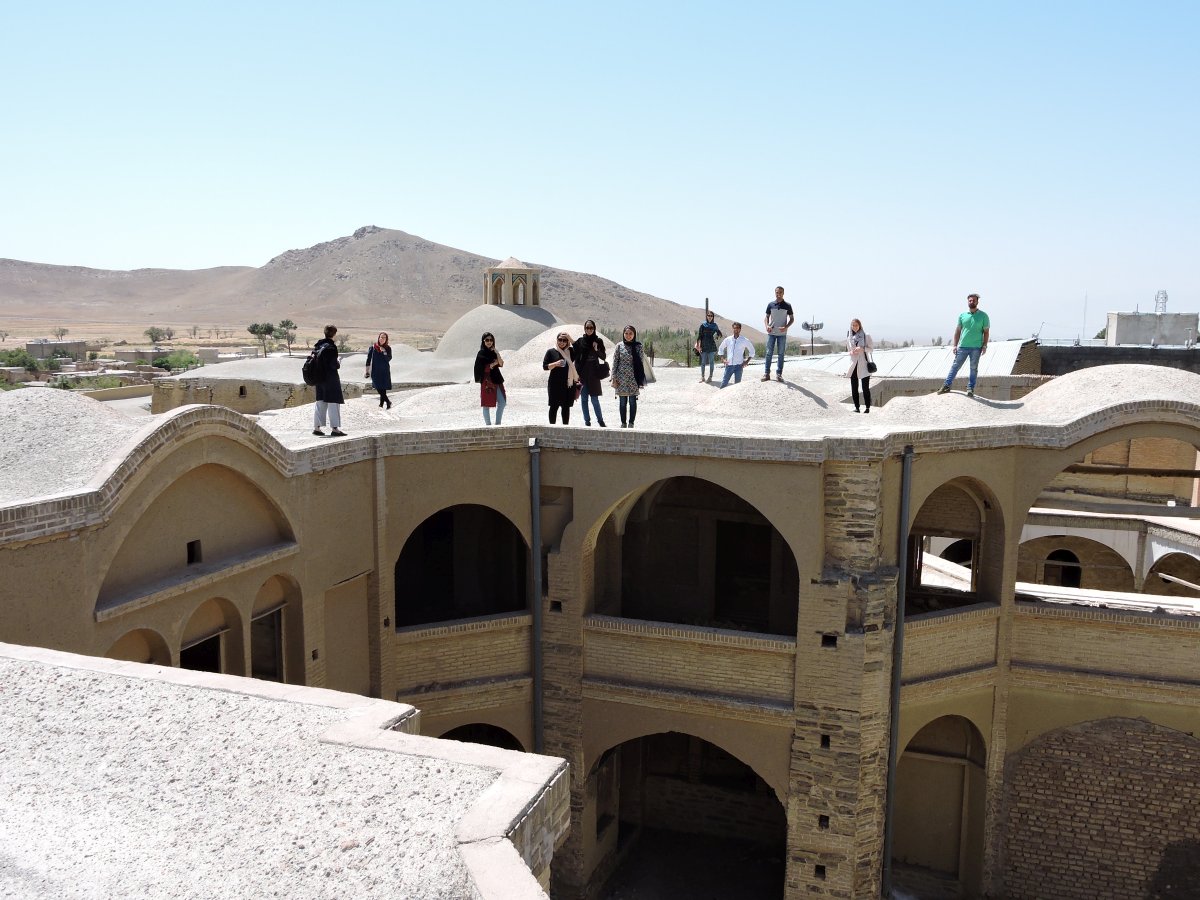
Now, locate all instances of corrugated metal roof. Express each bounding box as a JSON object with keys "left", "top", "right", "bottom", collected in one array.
[{"left": 788, "top": 338, "right": 1031, "bottom": 379}]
